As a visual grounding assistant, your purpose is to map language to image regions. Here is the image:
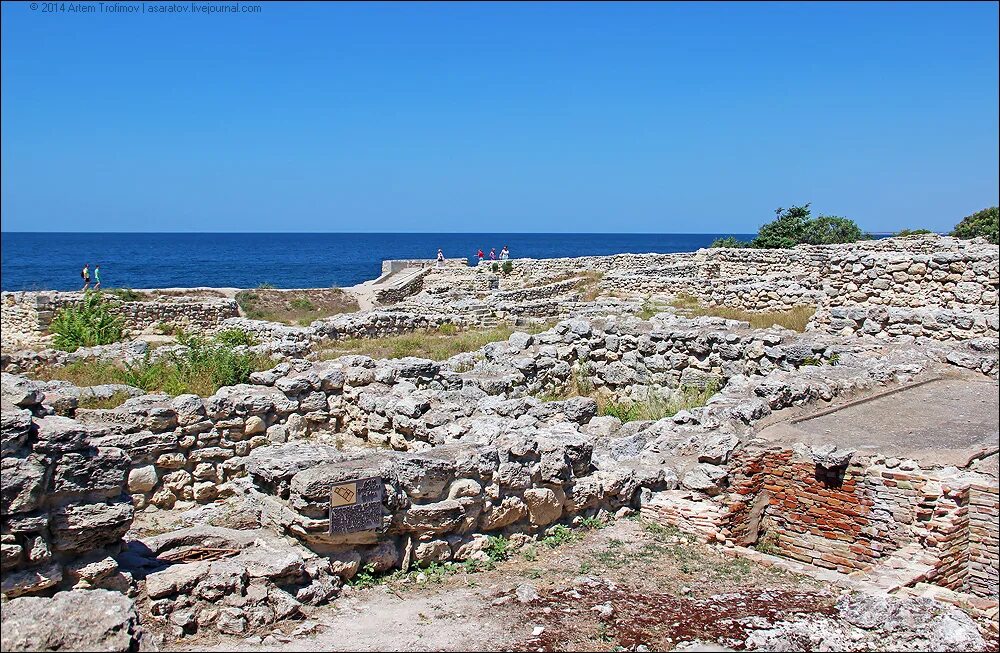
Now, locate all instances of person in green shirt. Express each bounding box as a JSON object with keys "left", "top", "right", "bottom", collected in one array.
[{"left": 94, "top": 264, "right": 101, "bottom": 290}]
